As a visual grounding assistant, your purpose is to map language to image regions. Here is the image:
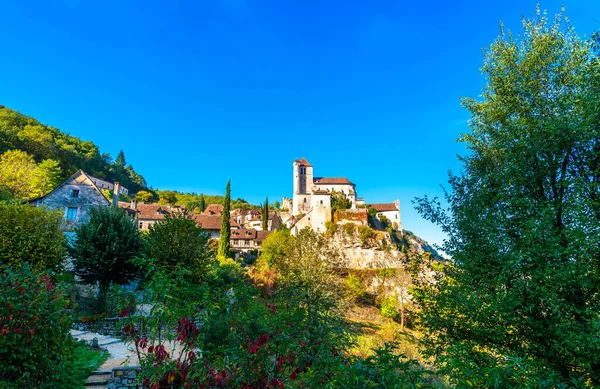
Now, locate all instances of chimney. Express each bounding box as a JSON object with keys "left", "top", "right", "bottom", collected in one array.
[
  {"left": 130, "top": 199, "right": 138, "bottom": 210},
  {"left": 112, "top": 182, "right": 120, "bottom": 207}
]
